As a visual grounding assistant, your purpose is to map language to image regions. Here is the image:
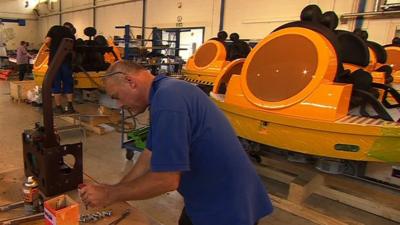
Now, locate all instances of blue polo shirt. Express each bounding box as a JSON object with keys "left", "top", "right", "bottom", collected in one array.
[{"left": 147, "top": 75, "right": 273, "bottom": 225}]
